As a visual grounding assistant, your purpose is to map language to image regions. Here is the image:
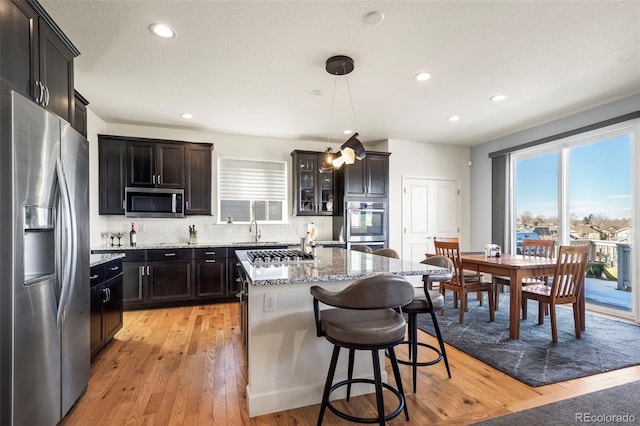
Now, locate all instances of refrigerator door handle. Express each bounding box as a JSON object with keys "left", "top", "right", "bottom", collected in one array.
[{"left": 55, "top": 158, "right": 78, "bottom": 327}]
